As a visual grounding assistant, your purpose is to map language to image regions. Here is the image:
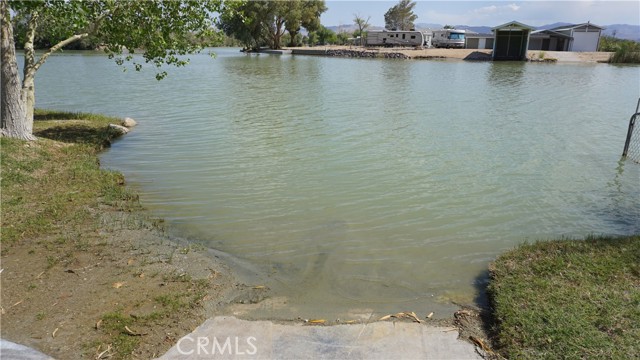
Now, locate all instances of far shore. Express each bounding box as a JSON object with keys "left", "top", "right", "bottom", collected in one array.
[{"left": 262, "top": 45, "right": 614, "bottom": 63}]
